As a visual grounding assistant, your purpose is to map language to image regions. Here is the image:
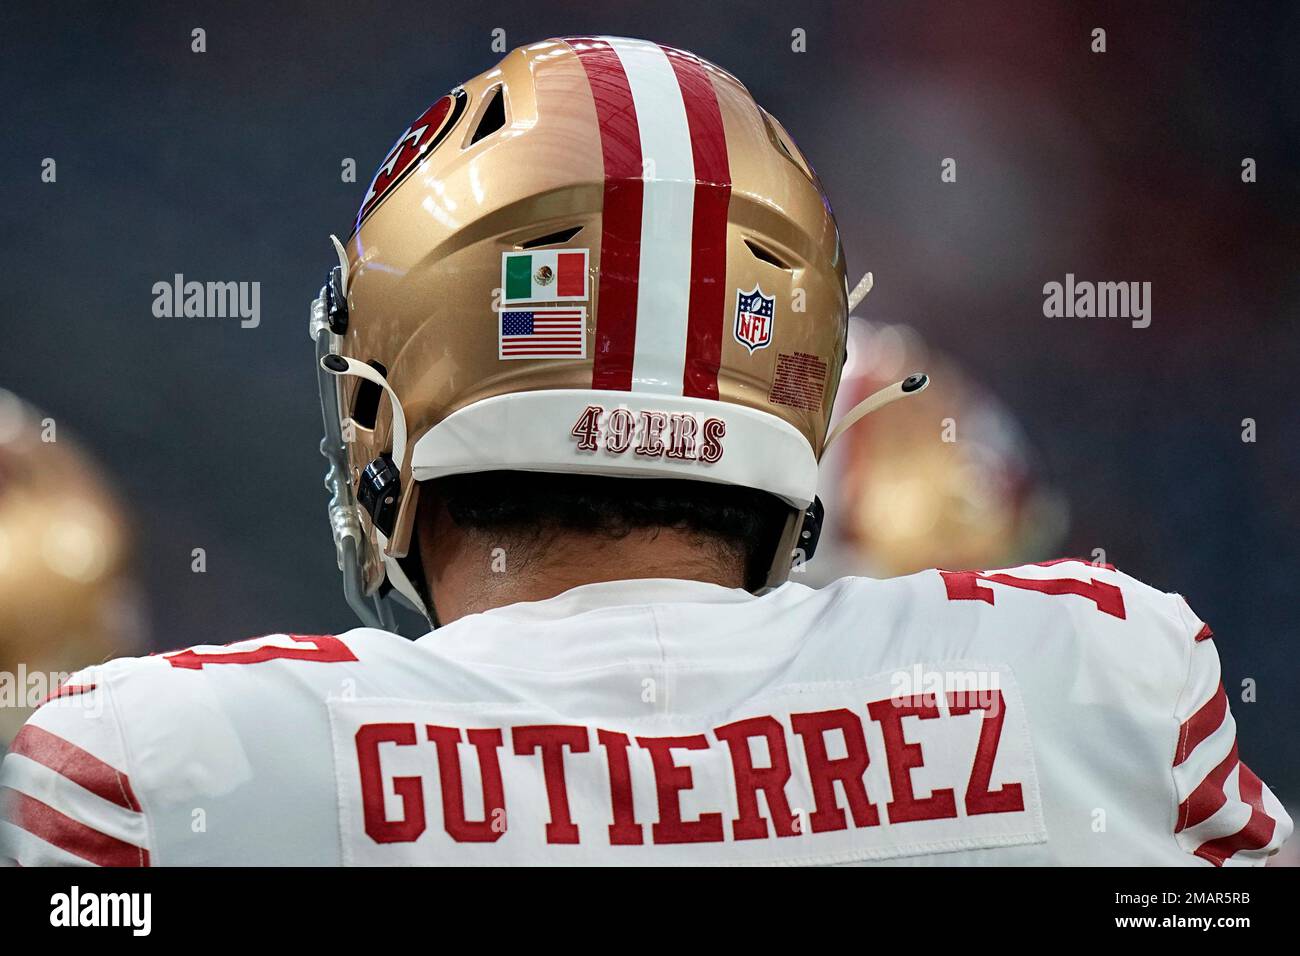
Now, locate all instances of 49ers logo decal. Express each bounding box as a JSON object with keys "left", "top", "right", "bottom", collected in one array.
[
  {"left": 570, "top": 404, "right": 725, "bottom": 463},
  {"left": 354, "top": 88, "right": 468, "bottom": 231}
]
